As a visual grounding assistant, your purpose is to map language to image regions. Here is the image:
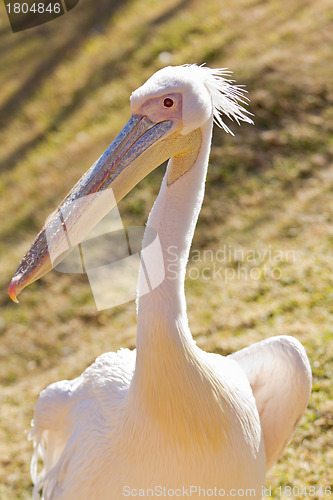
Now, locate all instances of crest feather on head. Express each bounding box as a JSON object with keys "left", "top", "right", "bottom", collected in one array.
[{"left": 183, "top": 64, "right": 253, "bottom": 135}]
